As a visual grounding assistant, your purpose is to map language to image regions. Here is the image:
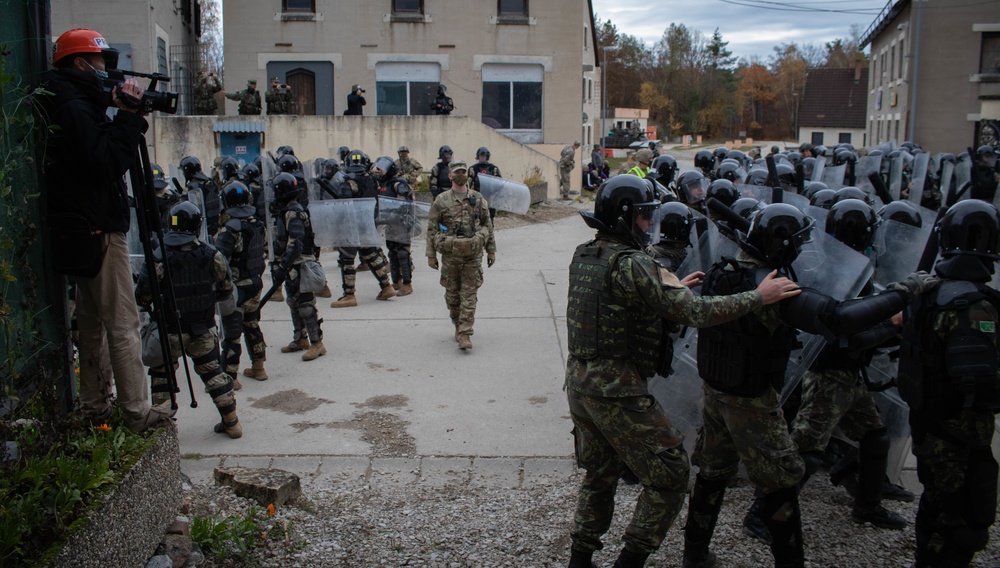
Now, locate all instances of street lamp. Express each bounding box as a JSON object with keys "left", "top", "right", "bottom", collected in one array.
[{"left": 601, "top": 46, "right": 618, "bottom": 158}]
